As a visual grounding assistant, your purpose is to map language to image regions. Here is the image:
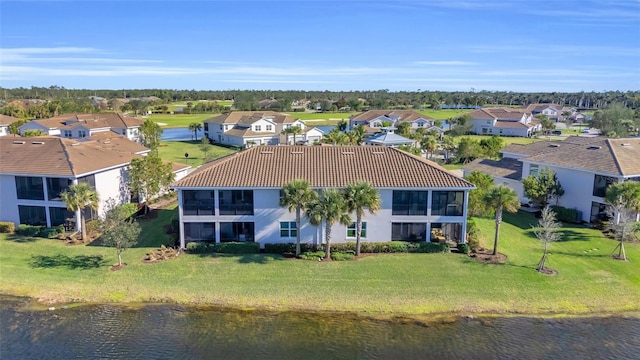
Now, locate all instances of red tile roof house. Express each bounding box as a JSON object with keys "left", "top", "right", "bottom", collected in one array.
[
  {"left": 0, "top": 114, "right": 24, "bottom": 137},
  {"left": 463, "top": 136, "right": 640, "bottom": 223},
  {"left": 468, "top": 108, "right": 541, "bottom": 137},
  {"left": 18, "top": 113, "right": 144, "bottom": 142},
  {"left": 171, "top": 145, "right": 475, "bottom": 249},
  {"left": 203, "top": 111, "right": 324, "bottom": 147},
  {"left": 349, "top": 110, "right": 437, "bottom": 132},
  {"left": 0, "top": 134, "right": 190, "bottom": 231}
]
